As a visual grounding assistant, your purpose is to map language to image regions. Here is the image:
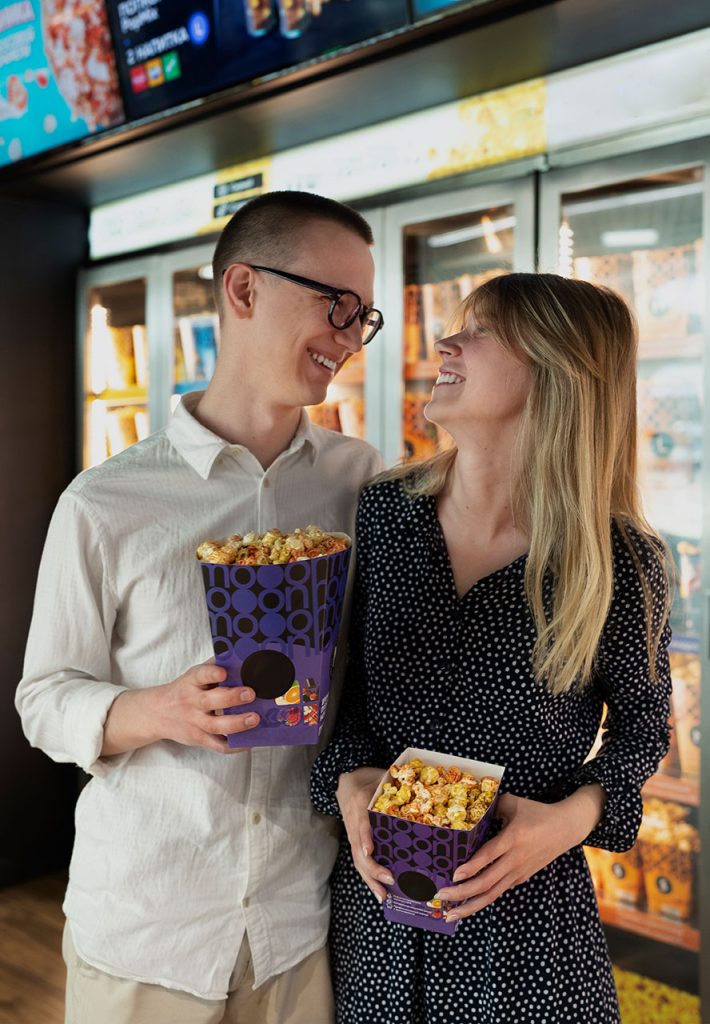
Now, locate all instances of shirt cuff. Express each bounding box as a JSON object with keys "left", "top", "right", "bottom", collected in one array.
[
  {"left": 63, "top": 682, "right": 130, "bottom": 777},
  {"left": 564, "top": 759, "right": 642, "bottom": 853}
]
